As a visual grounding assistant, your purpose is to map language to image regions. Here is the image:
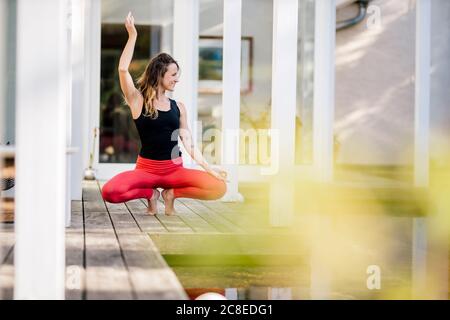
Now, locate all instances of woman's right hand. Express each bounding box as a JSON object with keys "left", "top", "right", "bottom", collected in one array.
[
  {"left": 205, "top": 166, "right": 228, "bottom": 182},
  {"left": 125, "top": 12, "right": 137, "bottom": 38}
]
